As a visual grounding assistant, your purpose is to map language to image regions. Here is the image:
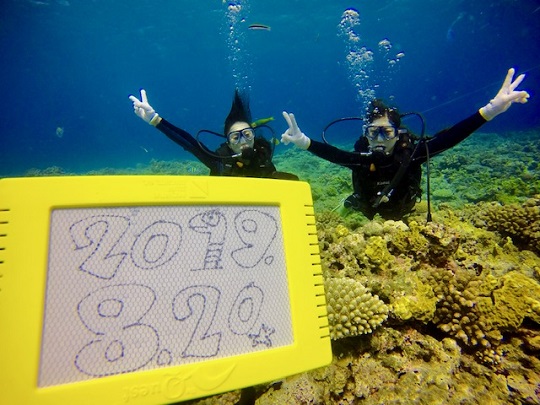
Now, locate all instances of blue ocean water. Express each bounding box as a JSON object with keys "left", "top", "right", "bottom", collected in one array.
[{"left": 1, "top": 0, "right": 539, "bottom": 176}]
